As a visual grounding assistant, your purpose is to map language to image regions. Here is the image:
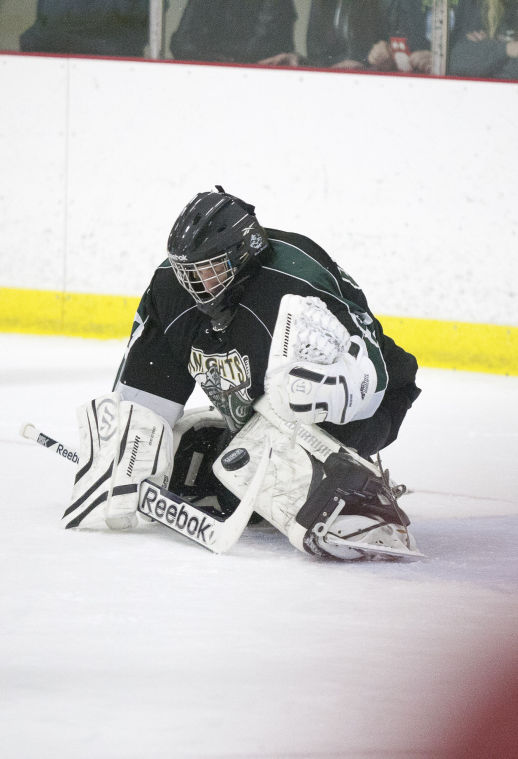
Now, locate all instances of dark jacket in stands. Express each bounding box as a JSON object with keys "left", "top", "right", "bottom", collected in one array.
[
  {"left": 169, "top": 0, "right": 297, "bottom": 63},
  {"left": 383, "top": 0, "right": 430, "bottom": 53},
  {"left": 20, "top": 0, "right": 148, "bottom": 57},
  {"left": 306, "top": 0, "right": 389, "bottom": 67},
  {"left": 448, "top": 0, "right": 518, "bottom": 78}
]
